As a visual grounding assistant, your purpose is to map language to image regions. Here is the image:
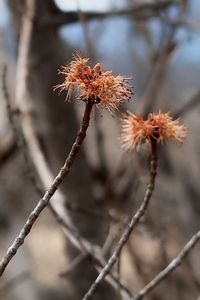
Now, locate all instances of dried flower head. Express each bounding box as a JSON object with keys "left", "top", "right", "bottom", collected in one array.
[
  {"left": 120, "top": 111, "right": 187, "bottom": 152},
  {"left": 148, "top": 112, "right": 187, "bottom": 144},
  {"left": 55, "top": 53, "right": 133, "bottom": 113}
]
